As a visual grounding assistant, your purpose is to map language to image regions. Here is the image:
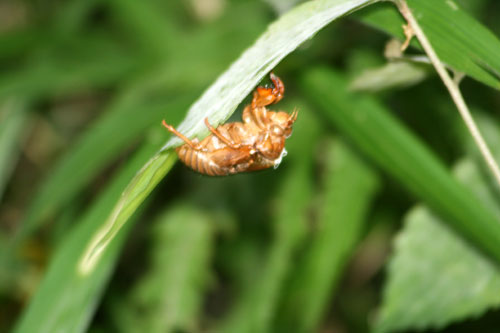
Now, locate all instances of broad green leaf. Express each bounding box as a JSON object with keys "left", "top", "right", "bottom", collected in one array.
[
  {"left": 376, "top": 204, "right": 500, "bottom": 332},
  {"left": 80, "top": 0, "right": 382, "bottom": 275},
  {"left": 275, "top": 139, "right": 380, "bottom": 333},
  {"left": 114, "top": 204, "right": 215, "bottom": 333},
  {"left": 359, "top": 0, "right": 500, "bottom": 89},
  {"left": 13, "top": 130, "right": 172, "bottom": 333},
  {"left": 375, "top": 115, "right": 500, "bottom": 332},
  {"left": 300, "top": 68, "right": 500, "bottom": 262},
  {"left": 217, "top": 103, "right": 320, "bottom": 333}
]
